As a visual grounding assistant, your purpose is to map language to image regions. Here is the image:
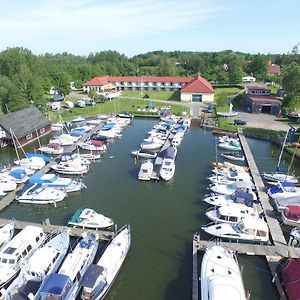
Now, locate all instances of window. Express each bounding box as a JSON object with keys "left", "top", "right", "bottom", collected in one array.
[
  {"left": 40, "top": 128, "right": 45, "bottom": 134},
  {"left": 26, "top": 133, "right": 33, "bottom": 140},
  {"left": 27, "top": 245, "right": 32, "bottom": 252}
]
